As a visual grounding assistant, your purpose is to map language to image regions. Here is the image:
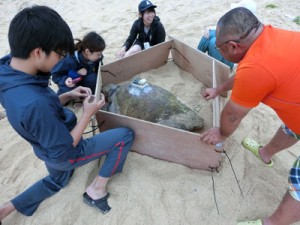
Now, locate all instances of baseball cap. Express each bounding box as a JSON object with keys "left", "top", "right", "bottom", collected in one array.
[{"left": 138, "top": 1, "right": 157, "bottom": 13}]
